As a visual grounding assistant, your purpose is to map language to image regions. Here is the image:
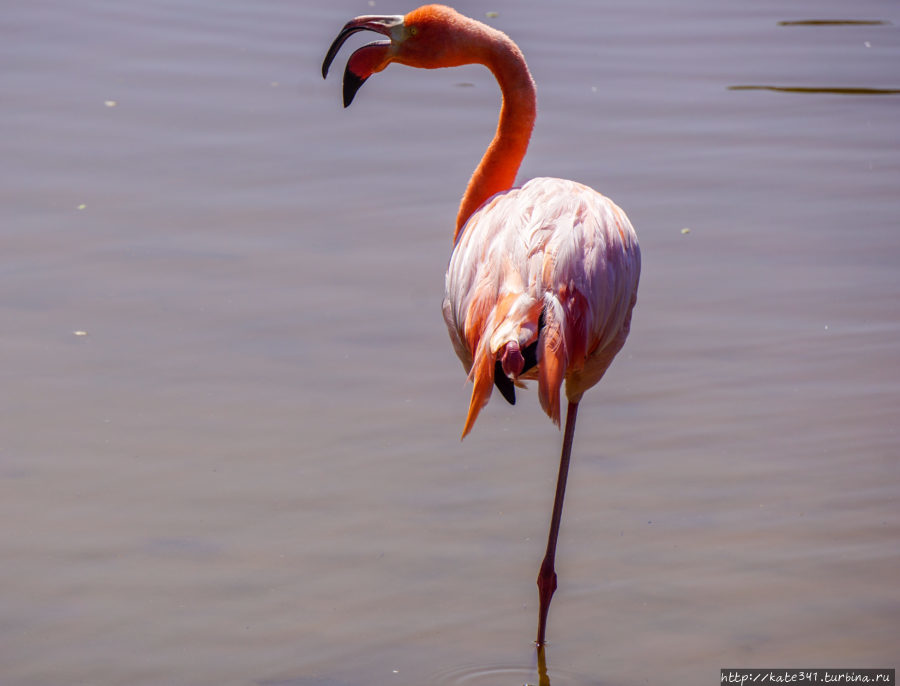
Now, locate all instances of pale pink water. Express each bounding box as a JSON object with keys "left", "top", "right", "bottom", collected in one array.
[{"left": 1, "top": 1, "right": 898, "bottom": 684}]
